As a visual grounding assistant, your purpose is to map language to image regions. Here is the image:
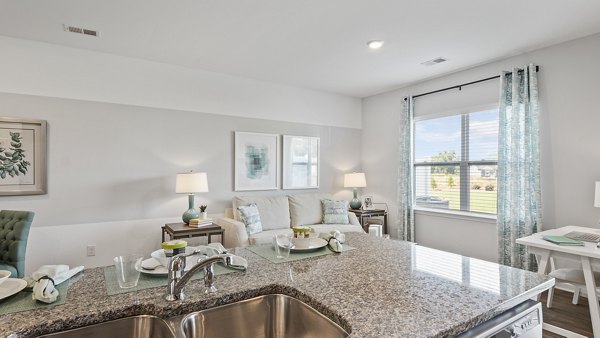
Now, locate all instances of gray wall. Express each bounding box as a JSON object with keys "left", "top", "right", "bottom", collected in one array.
[
  {"left": 362, "top": 33, "right": 600, "bottom": 262},
  {"left": 1, "top": 93, "right": 361, "bottom": 228}
]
